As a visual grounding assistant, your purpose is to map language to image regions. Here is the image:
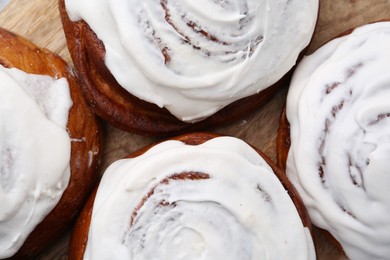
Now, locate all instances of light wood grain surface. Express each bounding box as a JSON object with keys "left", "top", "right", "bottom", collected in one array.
[{"left": 1, "top": 0, "right": 390, "bottom": 259}]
